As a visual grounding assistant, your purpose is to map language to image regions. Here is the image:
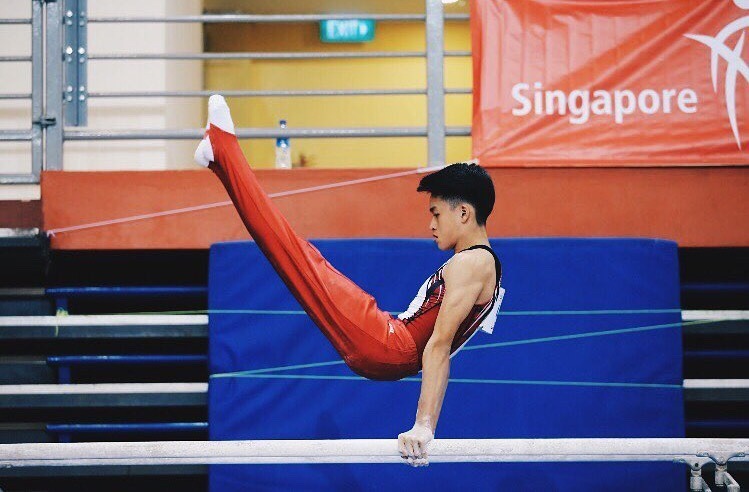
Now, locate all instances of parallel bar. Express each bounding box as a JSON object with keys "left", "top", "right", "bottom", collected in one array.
[
  {"left": 87, "top": 51, "right": 471, "bottom": 61},
  {"left": 0, "top": 439, "right": 747, "bottom": 467},
  {"left": 88, "top": 14, "right": 470, "bottom": 23}
]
